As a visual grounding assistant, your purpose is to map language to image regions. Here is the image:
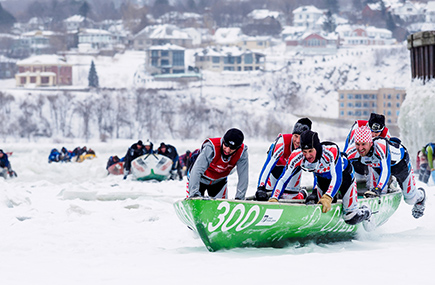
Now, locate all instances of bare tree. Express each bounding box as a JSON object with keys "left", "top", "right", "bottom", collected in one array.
[
  {"left": 115, "top": 90, "right": 133, "bottom": 139},
  {"left": 0, "top": 91, "right": 16, "bottom": 138},
  {"left": 94, "top": 91, "right": 116, "bottom": 141},
  {"left": 178, "top": 96, "right": 208, "bottom": 139},
  {"left": 74, "top": 98, "right": 94, "bottom": 142},
  {"left": 47, "top": 91, "right": 75, "bottom": 138}
]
